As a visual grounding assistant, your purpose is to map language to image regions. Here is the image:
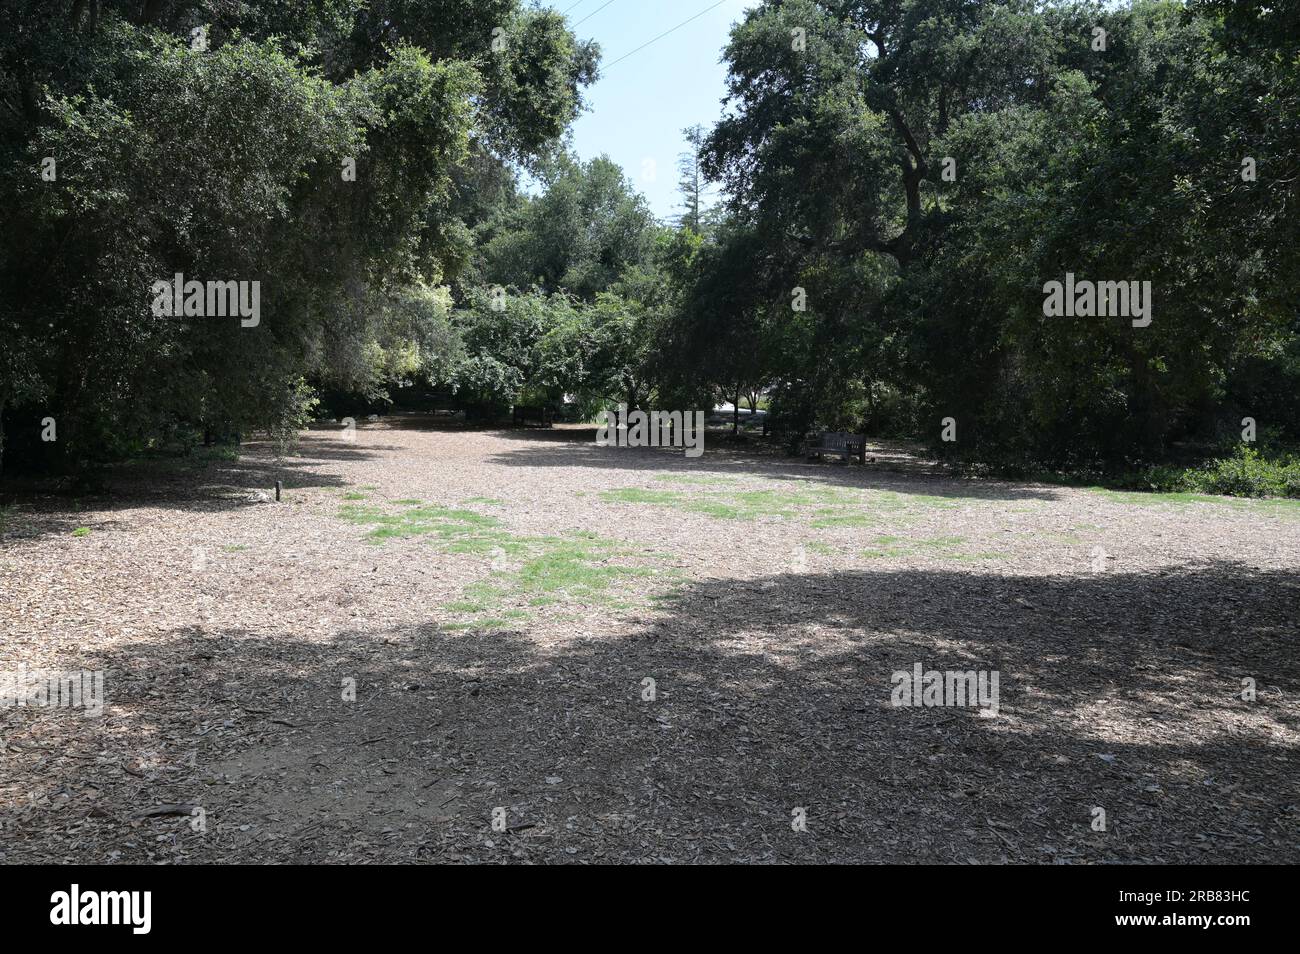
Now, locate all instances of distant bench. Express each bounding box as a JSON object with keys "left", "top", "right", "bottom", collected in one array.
[
  {"left": 512, "top": 405, "right": 554, "bottom": 428},
  {"left": 802, "top": 431, "right": 867, "bottom": 464}
]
